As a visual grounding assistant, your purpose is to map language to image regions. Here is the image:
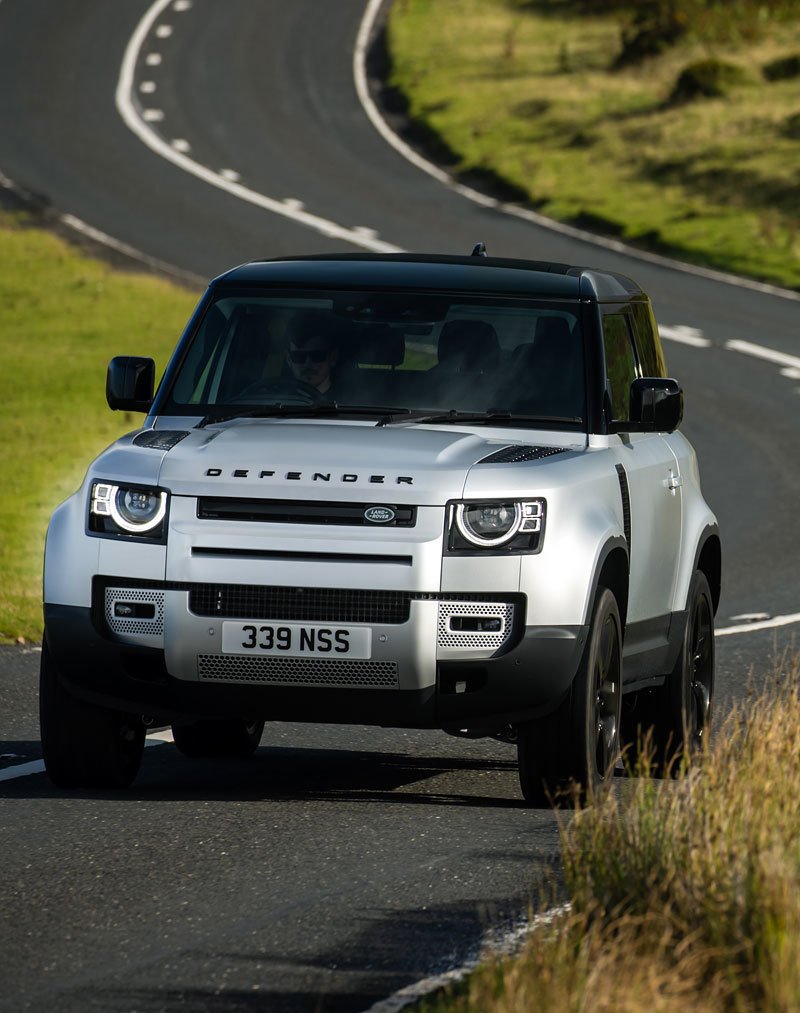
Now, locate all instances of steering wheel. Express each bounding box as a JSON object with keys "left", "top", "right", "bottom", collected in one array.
[{"left": 231, "top": 378, "right": 326, "bottom": 405}]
